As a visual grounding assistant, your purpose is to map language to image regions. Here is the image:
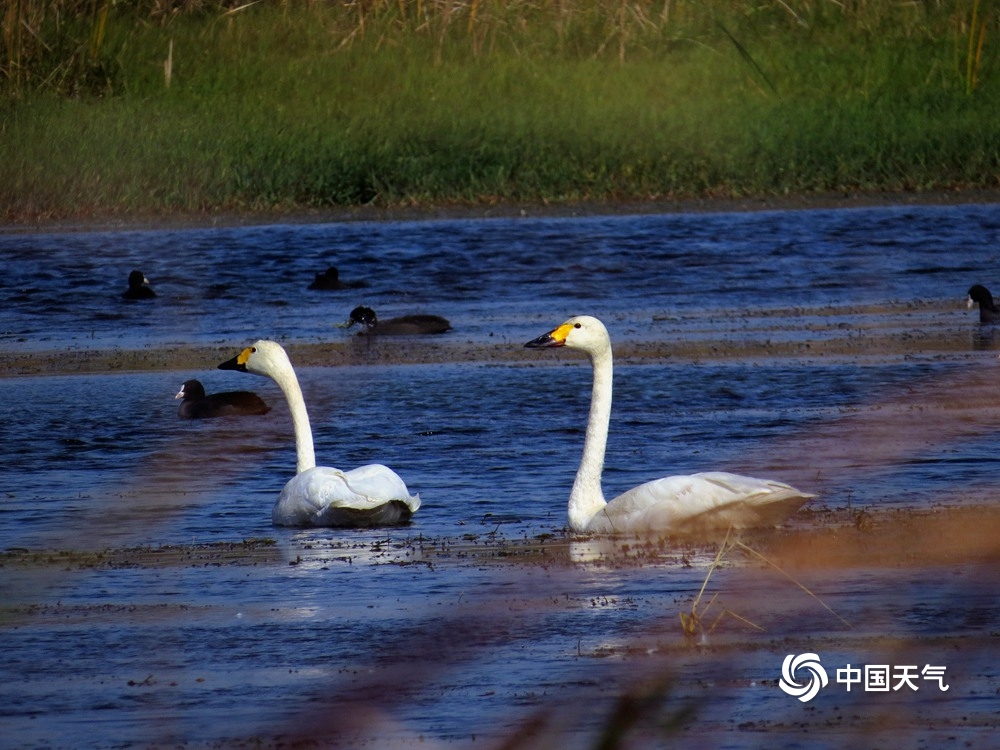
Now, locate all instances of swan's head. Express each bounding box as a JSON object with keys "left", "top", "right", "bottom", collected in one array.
[
  {"left": 524, "top": 315, "right": 610, "bottom": 355},
  {"left": 347, "top": 305, "right": 378, "bottom": 329},
  {"left": 218, "top": 339, "right": 292, "bottom": 379}
]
